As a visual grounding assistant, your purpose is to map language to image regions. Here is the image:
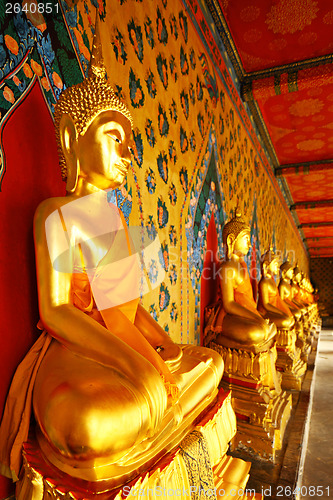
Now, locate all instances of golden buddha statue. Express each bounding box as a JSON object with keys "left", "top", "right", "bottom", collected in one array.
[
  {"left": 279, "top": 261, "right": 312, "bottom": 361},
  {"left": 300, "top": 274, "right": 321, "bottom": 338},
  {"left": 258, "top": 248, "right": 294, "bottom": 330},
  {"left": 205, "top": 209, "right": 276, "bottom": 353},
  {"left": 258, "top": 249, "right": 306, "bottom": 390},
  {"left": 278, "top": 261, "right": 303, "bottom": 320},
  {"left": 0, "top": 41, "right": 224, "bottom": 493},
  {"left": 204, "top": 211, "right": 292, "bottom": 461},
  {"left": 291, "top": 265, "right": 308, "bottom": 312}
]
